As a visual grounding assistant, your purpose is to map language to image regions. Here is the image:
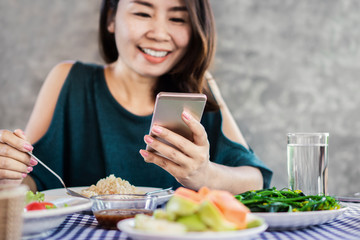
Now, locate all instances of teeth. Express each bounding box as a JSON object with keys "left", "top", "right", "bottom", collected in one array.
[{"left": 142, "top": 48, "right": 168, "bottom": 57}]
